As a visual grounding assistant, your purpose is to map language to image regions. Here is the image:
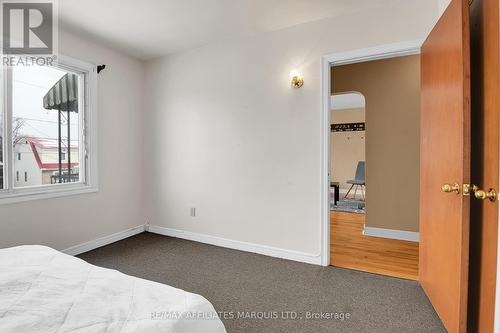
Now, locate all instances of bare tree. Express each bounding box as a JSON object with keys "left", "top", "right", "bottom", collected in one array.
[{"left": 12, "top": 117, "right": 26, "bottom": 145}]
